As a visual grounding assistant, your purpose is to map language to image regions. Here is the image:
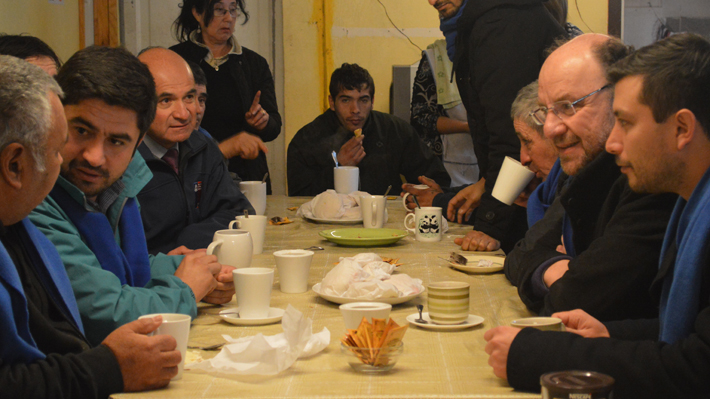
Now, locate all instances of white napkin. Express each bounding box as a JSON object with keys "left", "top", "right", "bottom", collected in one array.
[
  {"left": 297, "top": 190, "right": 369, "bottom": 220},
  {"left": 187, "top": 305, "right": 330, "bottom": 375},
  {"left": 316, "top": 253, "right": 425, "bottom": 299}
]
